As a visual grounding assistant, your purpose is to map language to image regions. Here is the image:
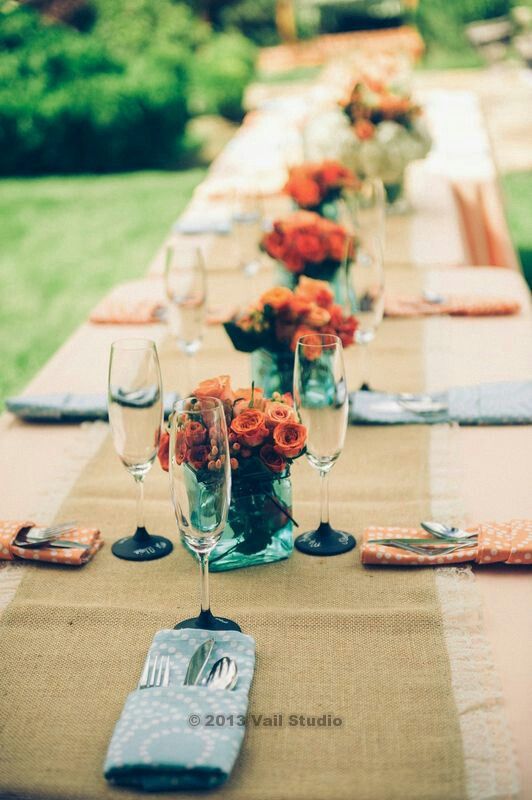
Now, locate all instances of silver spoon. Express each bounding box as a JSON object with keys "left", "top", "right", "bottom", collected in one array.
[
  {"left": 205, "top": 657, "right": 238, "bottom": 690},
  {"left": 422, "top": 289, "right": 446, "bottom": 305},
  {"left": 420, "top": 521, "right": 477, "bottom": 541}
]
